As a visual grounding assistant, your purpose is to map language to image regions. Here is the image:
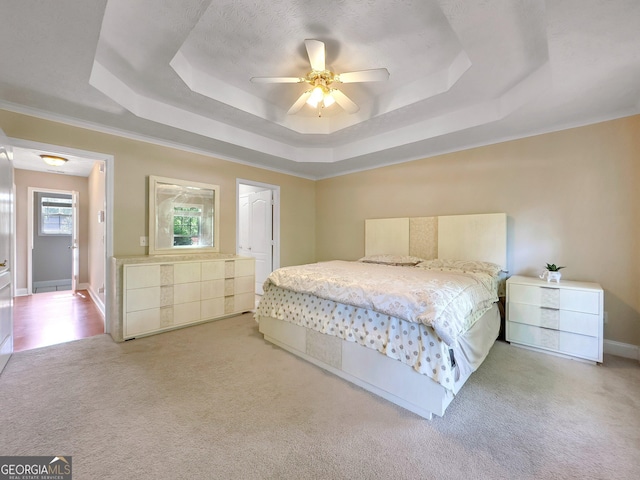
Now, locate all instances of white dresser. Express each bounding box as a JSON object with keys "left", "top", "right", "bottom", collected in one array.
[
  {"left": 110, "top": 254, "right": 255, "bottom": 341},
  {"left": 506, "top": 275, "right": 603, "bottom": 363}
]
